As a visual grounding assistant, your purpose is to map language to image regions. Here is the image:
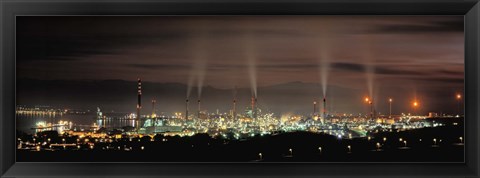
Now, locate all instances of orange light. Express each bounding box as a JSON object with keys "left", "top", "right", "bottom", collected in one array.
[
  {"left": 413, "top": 101, "right": 418, "bottom": 107},
  {"left": 456, "top": 94, "right": 461, "bottom": 99},
  {"left": 389, "top": 98, "right": 393, "bottom": 102},
  {"left": 365, "top": 97, "right": 369, "bottom": 102}
]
